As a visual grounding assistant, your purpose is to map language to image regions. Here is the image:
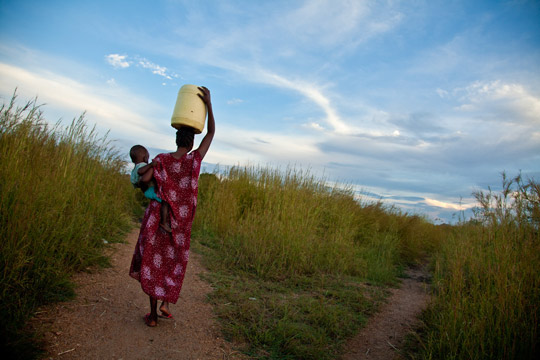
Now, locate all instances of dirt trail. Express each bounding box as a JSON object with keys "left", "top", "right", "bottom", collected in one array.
[
  {"left": 32, "top": 228, "right": 244, "bottom": 360},
  {"left": 32, "top": 228, "right": 430, "bottom": 360},
  {"left": 342, "top": 266, "right": 431, "bottom": 360}
]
